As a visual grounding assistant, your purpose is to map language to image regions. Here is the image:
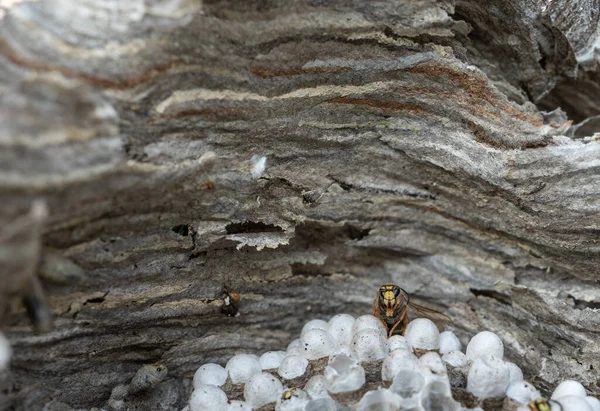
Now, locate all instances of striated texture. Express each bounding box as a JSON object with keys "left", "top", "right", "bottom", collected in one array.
[{"left": 0, "top": 0, "right": 599, "bottom": 409}]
